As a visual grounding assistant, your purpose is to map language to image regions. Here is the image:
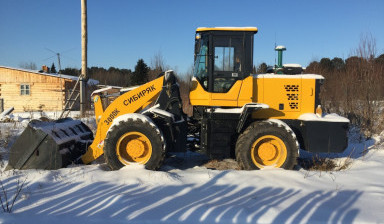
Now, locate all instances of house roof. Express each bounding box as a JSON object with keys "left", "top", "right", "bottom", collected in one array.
[{"left": 0, "top": 66, "right": 99, "bottom": 85}]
